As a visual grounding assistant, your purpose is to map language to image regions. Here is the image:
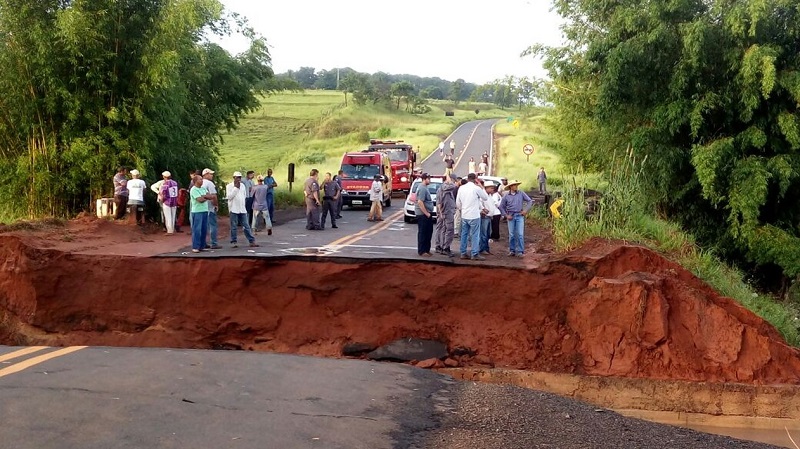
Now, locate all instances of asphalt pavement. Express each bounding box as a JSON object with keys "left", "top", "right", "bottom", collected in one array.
[{"left": 0, "top": 346, "right": 453, "bottom": 449}]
